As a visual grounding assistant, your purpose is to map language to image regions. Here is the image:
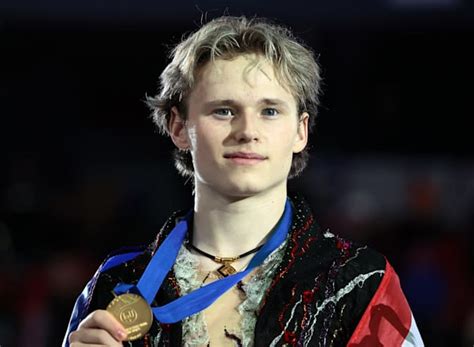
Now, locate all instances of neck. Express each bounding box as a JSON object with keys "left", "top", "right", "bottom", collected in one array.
[{"left": 191, "top": 183, "right": 288, "bottom": 258}]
